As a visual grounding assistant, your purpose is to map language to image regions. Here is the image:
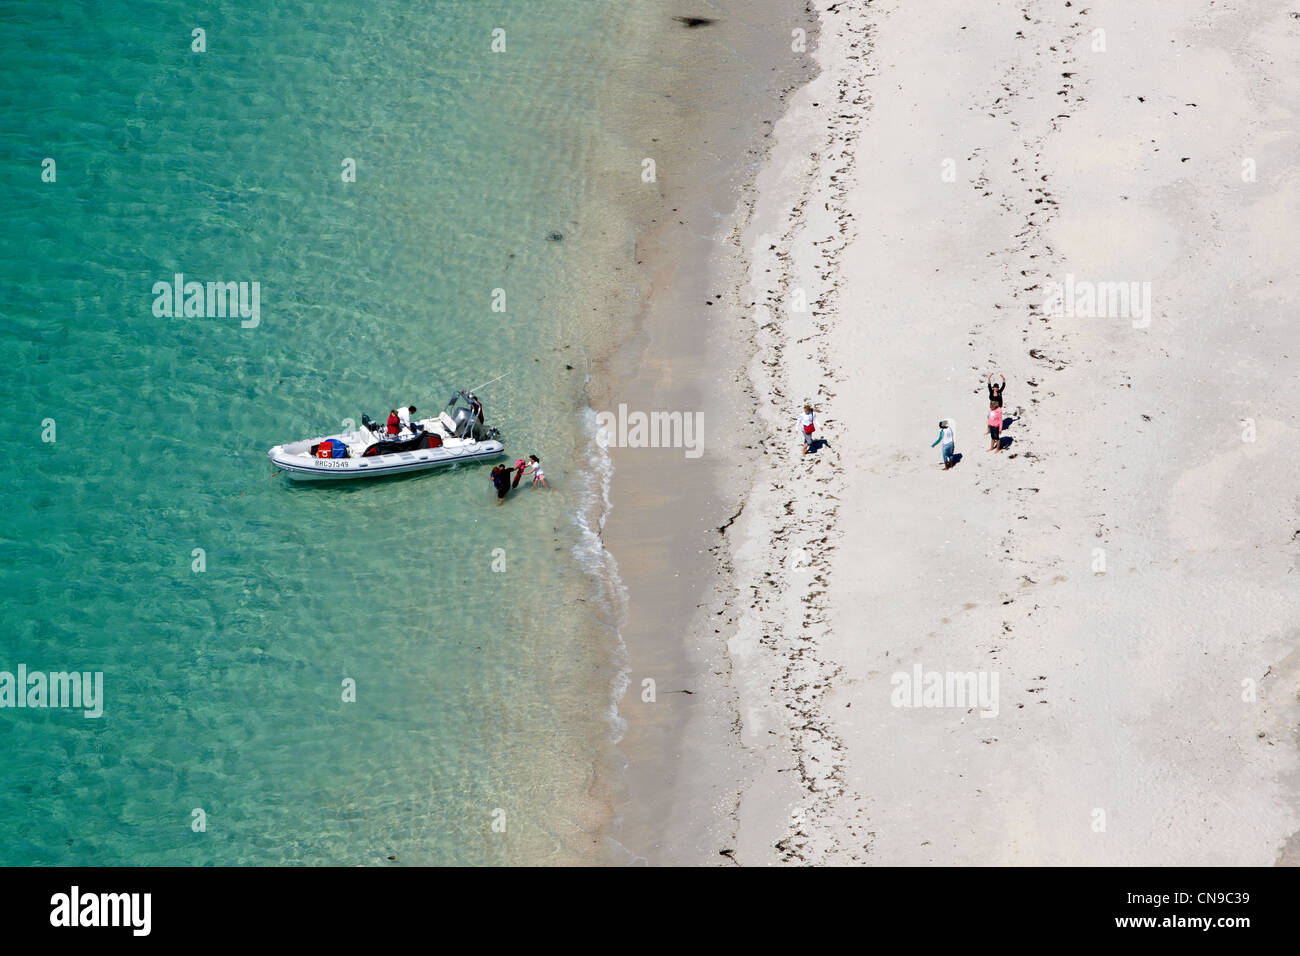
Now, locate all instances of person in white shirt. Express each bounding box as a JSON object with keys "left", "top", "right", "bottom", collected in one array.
[
  {"left": 396, "top": 405, "right": 417, "bottom": 434},
  {"left": 930, "top": 420, "right": 956, "bottom": 470},
  {"left": 798, "top": 404, "right": 817, "bottom": 455},
  {"left": 526, "top": 454, "right": 549, "bottom": 488}
]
